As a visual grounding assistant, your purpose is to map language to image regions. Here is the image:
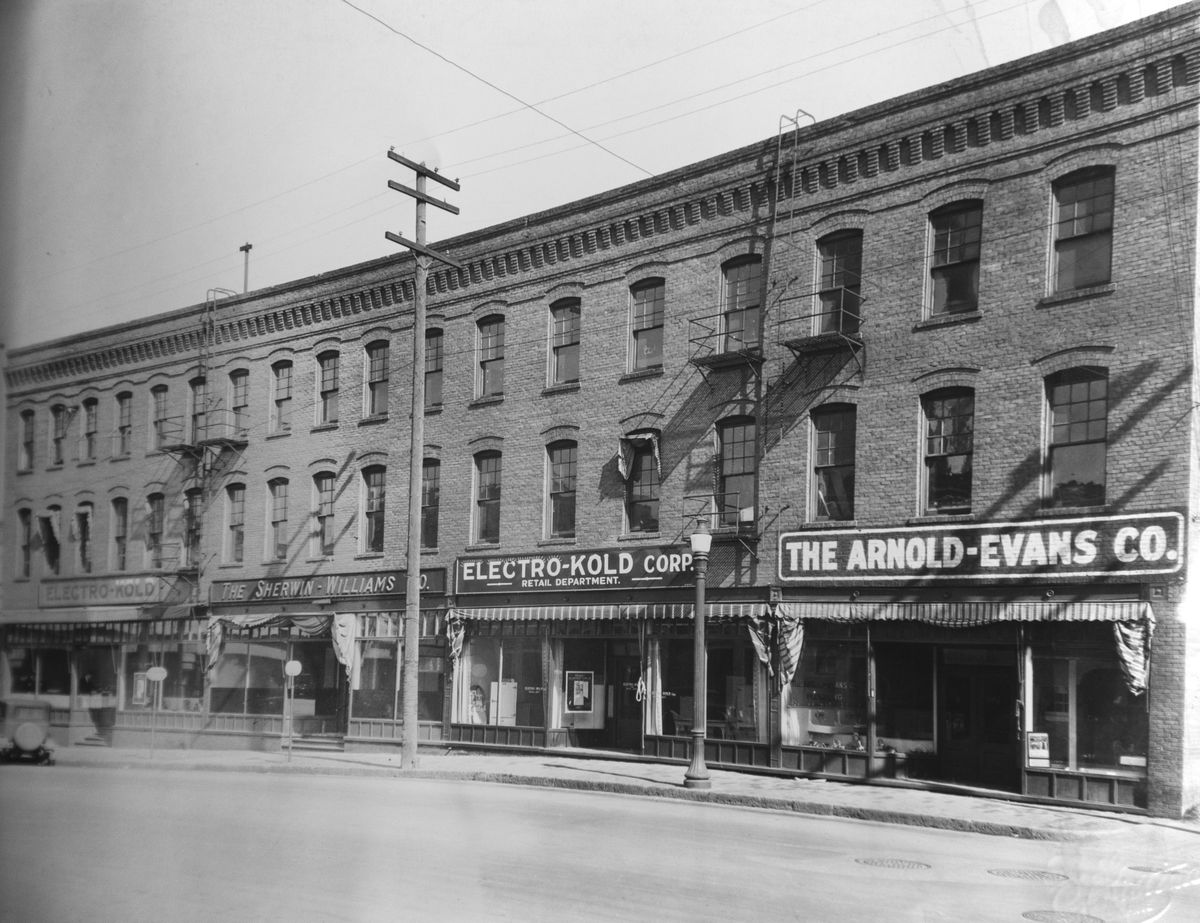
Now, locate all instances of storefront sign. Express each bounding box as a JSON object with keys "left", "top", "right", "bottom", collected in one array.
[
  {"left": 455, "top": 546, "right": 695, "bottom": 594},
  {"left": 1027, "top": 732, "right": 1050, "bottom": 768},
  {"left": 210, "top": 569, "right": 445, "bottom": 604},
  {"left": 39, "top": 575, "right": 174, "bottom": 608},
  {"left": 779, "top": 512, "right": 1184, "bottom": 582},
  {"left": 565, "top": 671, "right": 594, "bottom": 713}
]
